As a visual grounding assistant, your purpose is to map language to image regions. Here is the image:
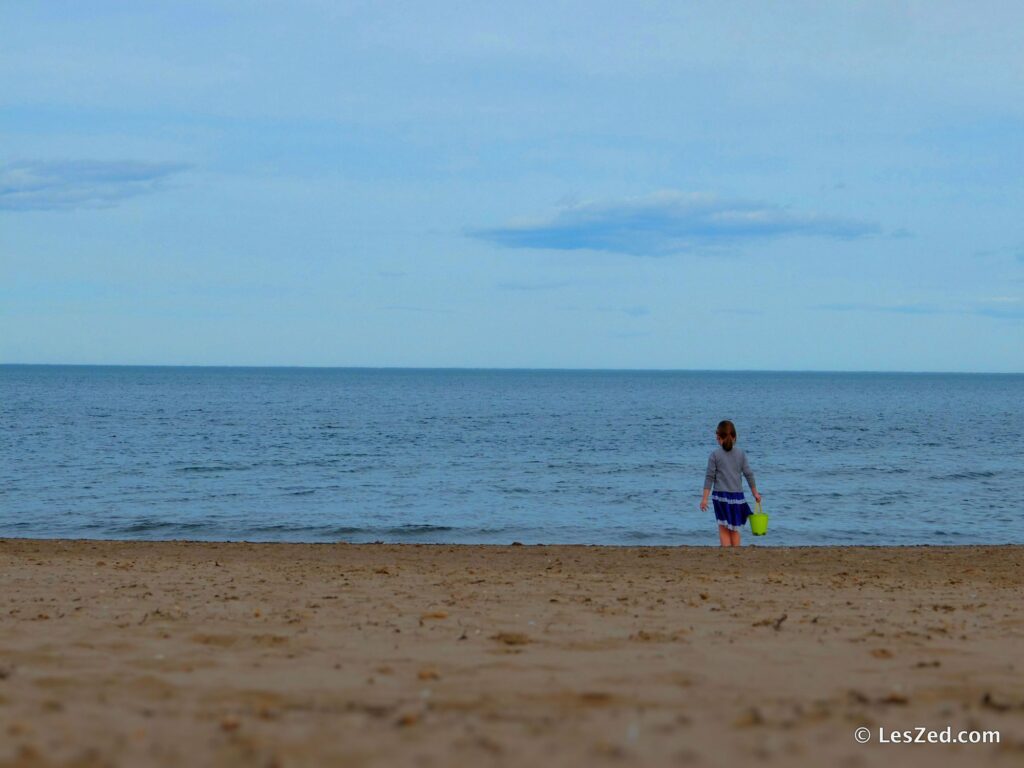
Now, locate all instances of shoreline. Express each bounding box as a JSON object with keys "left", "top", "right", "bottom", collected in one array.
[
  {"left": 4, "top": 537, "right": 1020, "bottom": 549},
  {"left": 3, "top": 540, "right": 1022, "bottom": 766}
]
